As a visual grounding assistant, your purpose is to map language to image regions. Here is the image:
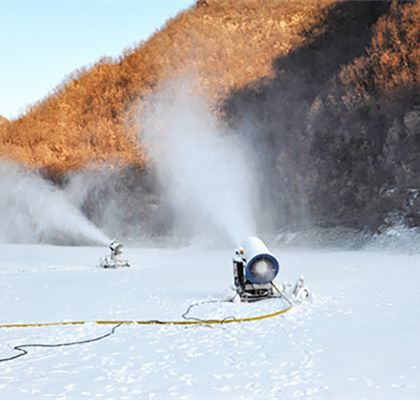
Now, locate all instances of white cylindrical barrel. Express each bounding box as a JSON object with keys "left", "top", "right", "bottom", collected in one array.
[{"left": 241, "top": 236, "right": 279, "bottom": 284}]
